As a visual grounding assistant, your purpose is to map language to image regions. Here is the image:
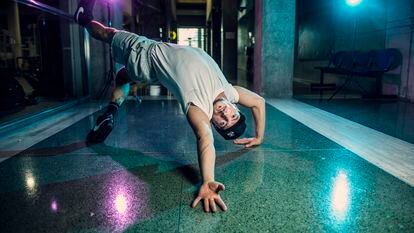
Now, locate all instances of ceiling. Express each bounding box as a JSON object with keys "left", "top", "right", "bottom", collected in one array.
[
  {"left": 176, "top": 0, "right": 206, "bottom": 4},
  {"left": 175, "top": 0, "right": 207, "bottom": 19}
]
